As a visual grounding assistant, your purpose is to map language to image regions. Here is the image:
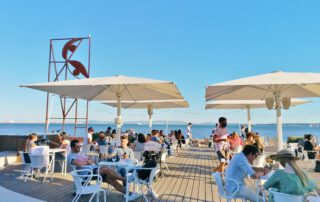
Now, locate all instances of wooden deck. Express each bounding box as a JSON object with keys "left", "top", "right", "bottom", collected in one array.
[{"left": 0, "top": 147, "right": 319, "bottom": 202}]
